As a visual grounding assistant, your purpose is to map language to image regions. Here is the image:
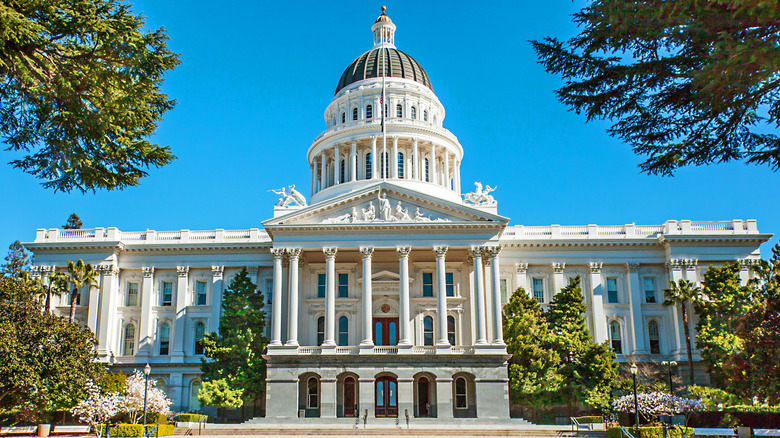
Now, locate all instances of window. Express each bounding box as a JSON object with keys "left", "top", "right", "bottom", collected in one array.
[
  {"left": 338, "top": 273, "right": 348, "bottom": 298},
  {"left": 644, "top": 278, "right": 657, "bottom": 303},
  {"left": 422, "top": 272, "right": 433, "bottom": 297},
  {"left": 397, "top": 152, "right": 404, "bottom": 178},
  {"left": 607, "top": 278, "right": 619, "bottom": 303},
  {"left": 384, "top": 104, "right": 388, "bottom": 118},
  {"left": 161, "top": 281, "right": 173, "bottom": 306},
  {"left": 307, "top": 377, "right": 319, "bottom": 408},
  {"left": 396, "top": 103, "right": 403, "bottom": 118},
  {"left": 317, "top": 274, "right": 326, "bottom": 298},
  {"left": 195, "top": 281, "right": 207, "bottom": 306},
  {"left": 610, "top": 320, "right": 622, "bottom": 354},
  {"left": 500, "top": 278, "right": 508, "bottom": 303},
  {"left": 411, "top": 106, "right": 416, "bottom": 119},
  {"left": 365, "top": 153, "right": 372, "bottom": 179},
  {"left": 454, "top": 377, "right": 467, "bottom": 409},
  {"left": 423, "top": 315, "right": 434, "bottom": 346},
  {"left": 648, "top": 320, "right": 660, "bottom": 354},
  {"left": 352, "top": 107, "right": 358, "bottom": 121},
  {"left": 317, "top": 316, "right": 325, "bottom": 346},
  {"left": 340, "top": 159, "right": 346, "bottom": 183},
  {"left": 190, "top": 381, "right": 202, "bottom": 411},
  {"left": 447, "top": 315, "right": 456, "bottom": 345},
  {"left": 366, "top": 104, "right": 373, "bottom": 119},
  {"left": 532, "top": 278, "right": 545, "bottom": 303},
  {"left": 424, "top": 158, "right": 429, "bottom": 182},
  {"left": 126, "top": 282, "right": 139, "bottom": 307},
  {"left": 123, "top": 324, "right": 135, "bottom": 356},
  {"left": 338, "top": 316, "right": 348, "bottom": 346},
  {"left": 266, "top": 279, "right": 273, "bottom": 304},
  {"left": 194, "top": 322, "right": 205, "bottom": 355},
  {"left": 159, "top": 323, "right": 170, "bottom": 355},
  {"left": 446, "top": 272, "right": 455, "bottom": 297},
  {"left": 423, "top": 110, "right": 428, "bottom": 121},
  {"left": 341, "top": 111, "right": 345, "bottom": 123}
]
